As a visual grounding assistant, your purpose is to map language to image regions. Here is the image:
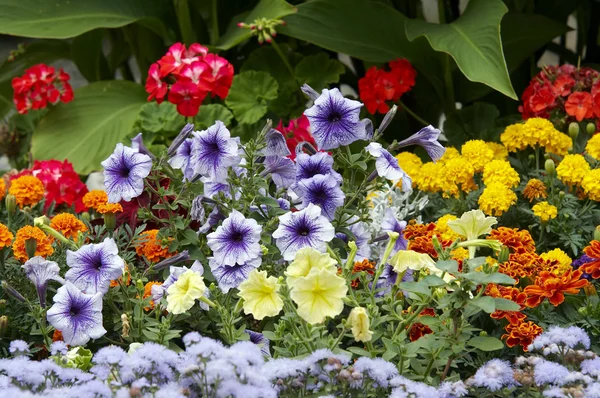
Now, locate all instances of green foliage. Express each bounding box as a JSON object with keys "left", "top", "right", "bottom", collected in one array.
[
  {"left": 294, "top": 53, "right": 345, "bottom": 91},
  {"left": 225, "top": 71, "right": 279, "bottom": 125}
]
